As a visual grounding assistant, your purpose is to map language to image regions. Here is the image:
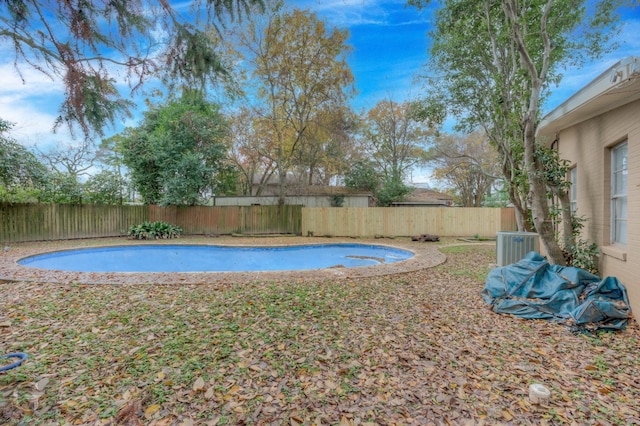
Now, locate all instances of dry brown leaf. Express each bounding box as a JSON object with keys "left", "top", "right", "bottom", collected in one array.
[
  {"left": 290, "top": 414, "right": 304, "bottom": 426},
  {"left": 144, "top": 404, "right": 161, "bottom": 419},
  {"left": 34, "top": 378, "right": 49, "bottom": 391},
  {"left": 502, "top": 409, "right": 514, "bottom": 421},
  {"left": 339, "top": 416, "right": 352, "bottom": 426},
  {"left": 192, "top": 377, "right": 205, "bottom": 392},
  {"left": 204, "top": 387, "right": 215, "bottom": 400}
]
